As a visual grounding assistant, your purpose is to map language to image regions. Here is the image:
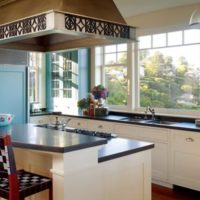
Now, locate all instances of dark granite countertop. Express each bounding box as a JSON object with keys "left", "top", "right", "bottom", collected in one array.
[
  {"left": 30, "top": 111, "right": 200, "bottom": 132},
  {"left": 63, "top": 114, "right": 200, "bottom": 133},
  {"left": 30, "top": 111, "right": 61, "bottom": 116},
  {"left": 0, "top": 124, "right": 107, "bottom": 153},
  {"left": 0, "top": 124, "right": 154, "bottom": 162},
  {"left": 98, "top": 138, "right": 154, "bottom": 162}
]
